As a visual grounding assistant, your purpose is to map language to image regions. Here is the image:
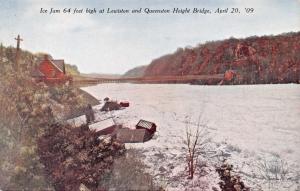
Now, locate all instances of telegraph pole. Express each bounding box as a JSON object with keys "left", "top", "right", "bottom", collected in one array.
[
  {"left": 0, "top": 43, "right": 3, "bottom": 62},
  {"left": 15, "top": 34, "right": 23, "bottom": 72}
]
